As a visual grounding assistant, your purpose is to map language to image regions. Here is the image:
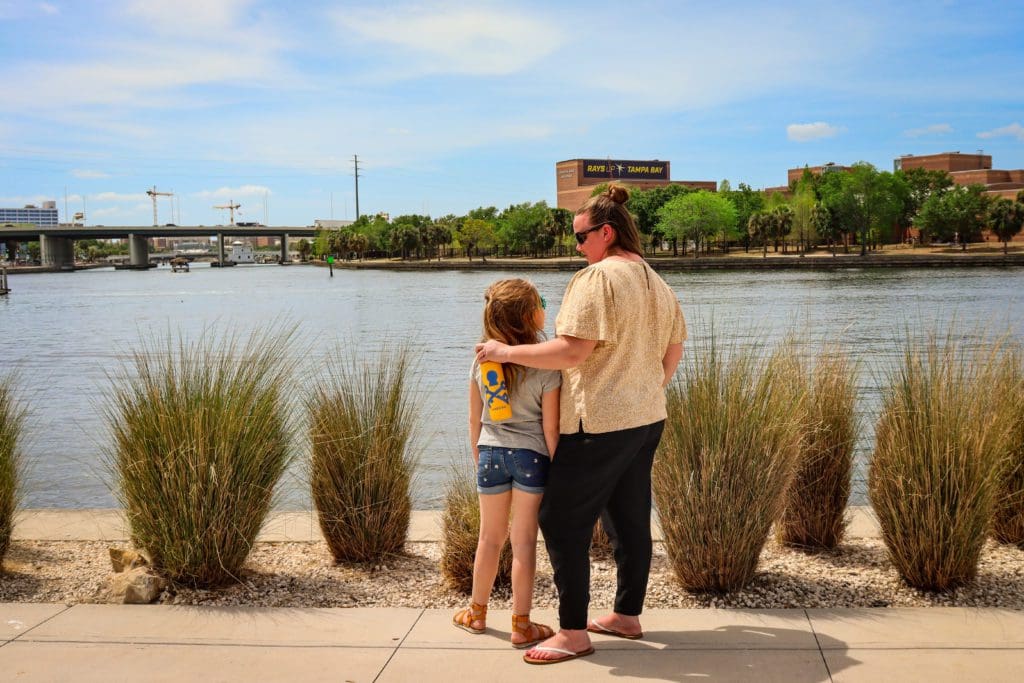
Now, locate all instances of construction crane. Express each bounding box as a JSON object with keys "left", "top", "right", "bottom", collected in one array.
[
  {"left": 146, "top": 186, "right": 173, "bottom": 227},
  {"left": 213, "top": 200, "right": 241, "bottom": 226}
]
